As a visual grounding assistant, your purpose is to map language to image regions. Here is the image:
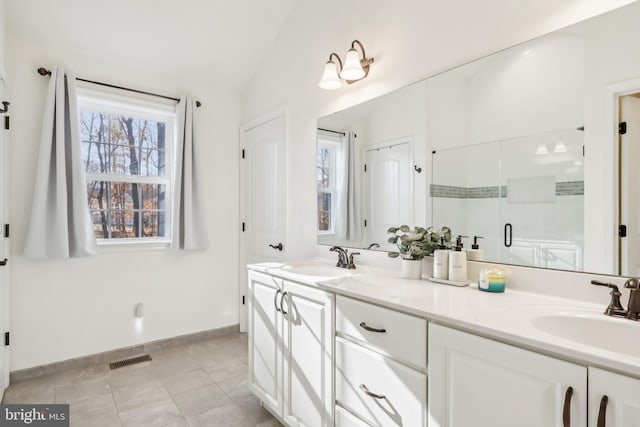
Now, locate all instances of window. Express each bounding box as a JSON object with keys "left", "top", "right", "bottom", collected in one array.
[
  {"left": 78, "top": 89, "right": 176, "bottom": 244},
  {"left": 317, "top": 137, "right": 340, "bottom": 234}
]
